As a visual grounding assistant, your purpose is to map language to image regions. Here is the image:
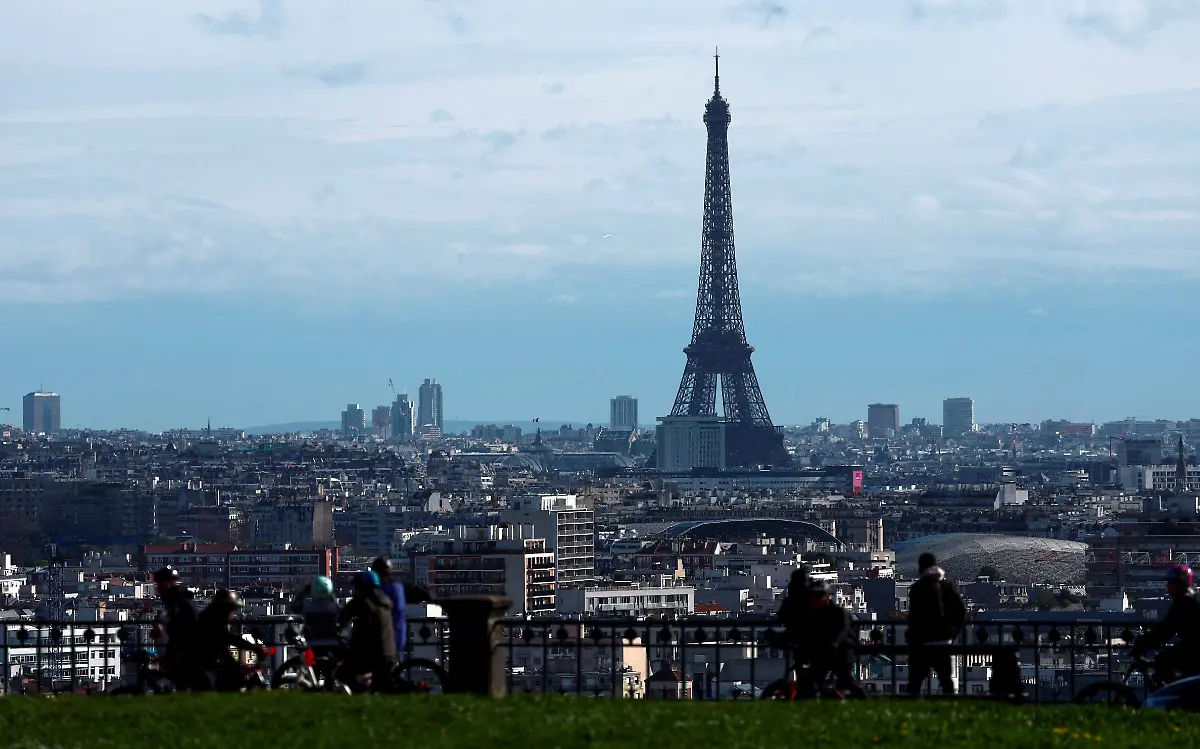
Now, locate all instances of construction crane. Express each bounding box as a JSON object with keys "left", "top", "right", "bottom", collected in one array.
[{"left": 388, "top": 378, "right": 396, "bottom": 398}]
